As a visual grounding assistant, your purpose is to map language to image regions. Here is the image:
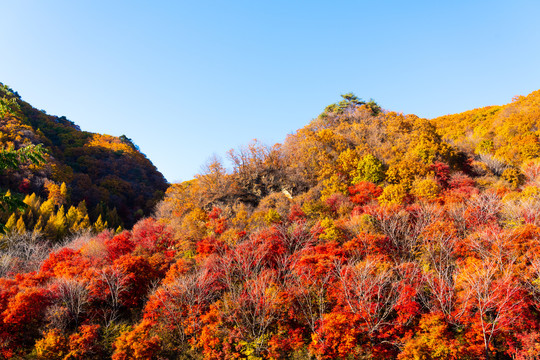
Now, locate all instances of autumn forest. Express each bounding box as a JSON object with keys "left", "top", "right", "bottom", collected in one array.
[{"left": 3, "top": 82, "right": 540, "bottom": 359}]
